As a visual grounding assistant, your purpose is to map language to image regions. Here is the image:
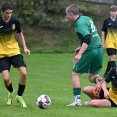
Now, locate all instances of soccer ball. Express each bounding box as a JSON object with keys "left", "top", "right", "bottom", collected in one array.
[{"left": 36, "top": 94, "right": 51, "bottom": 109}]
